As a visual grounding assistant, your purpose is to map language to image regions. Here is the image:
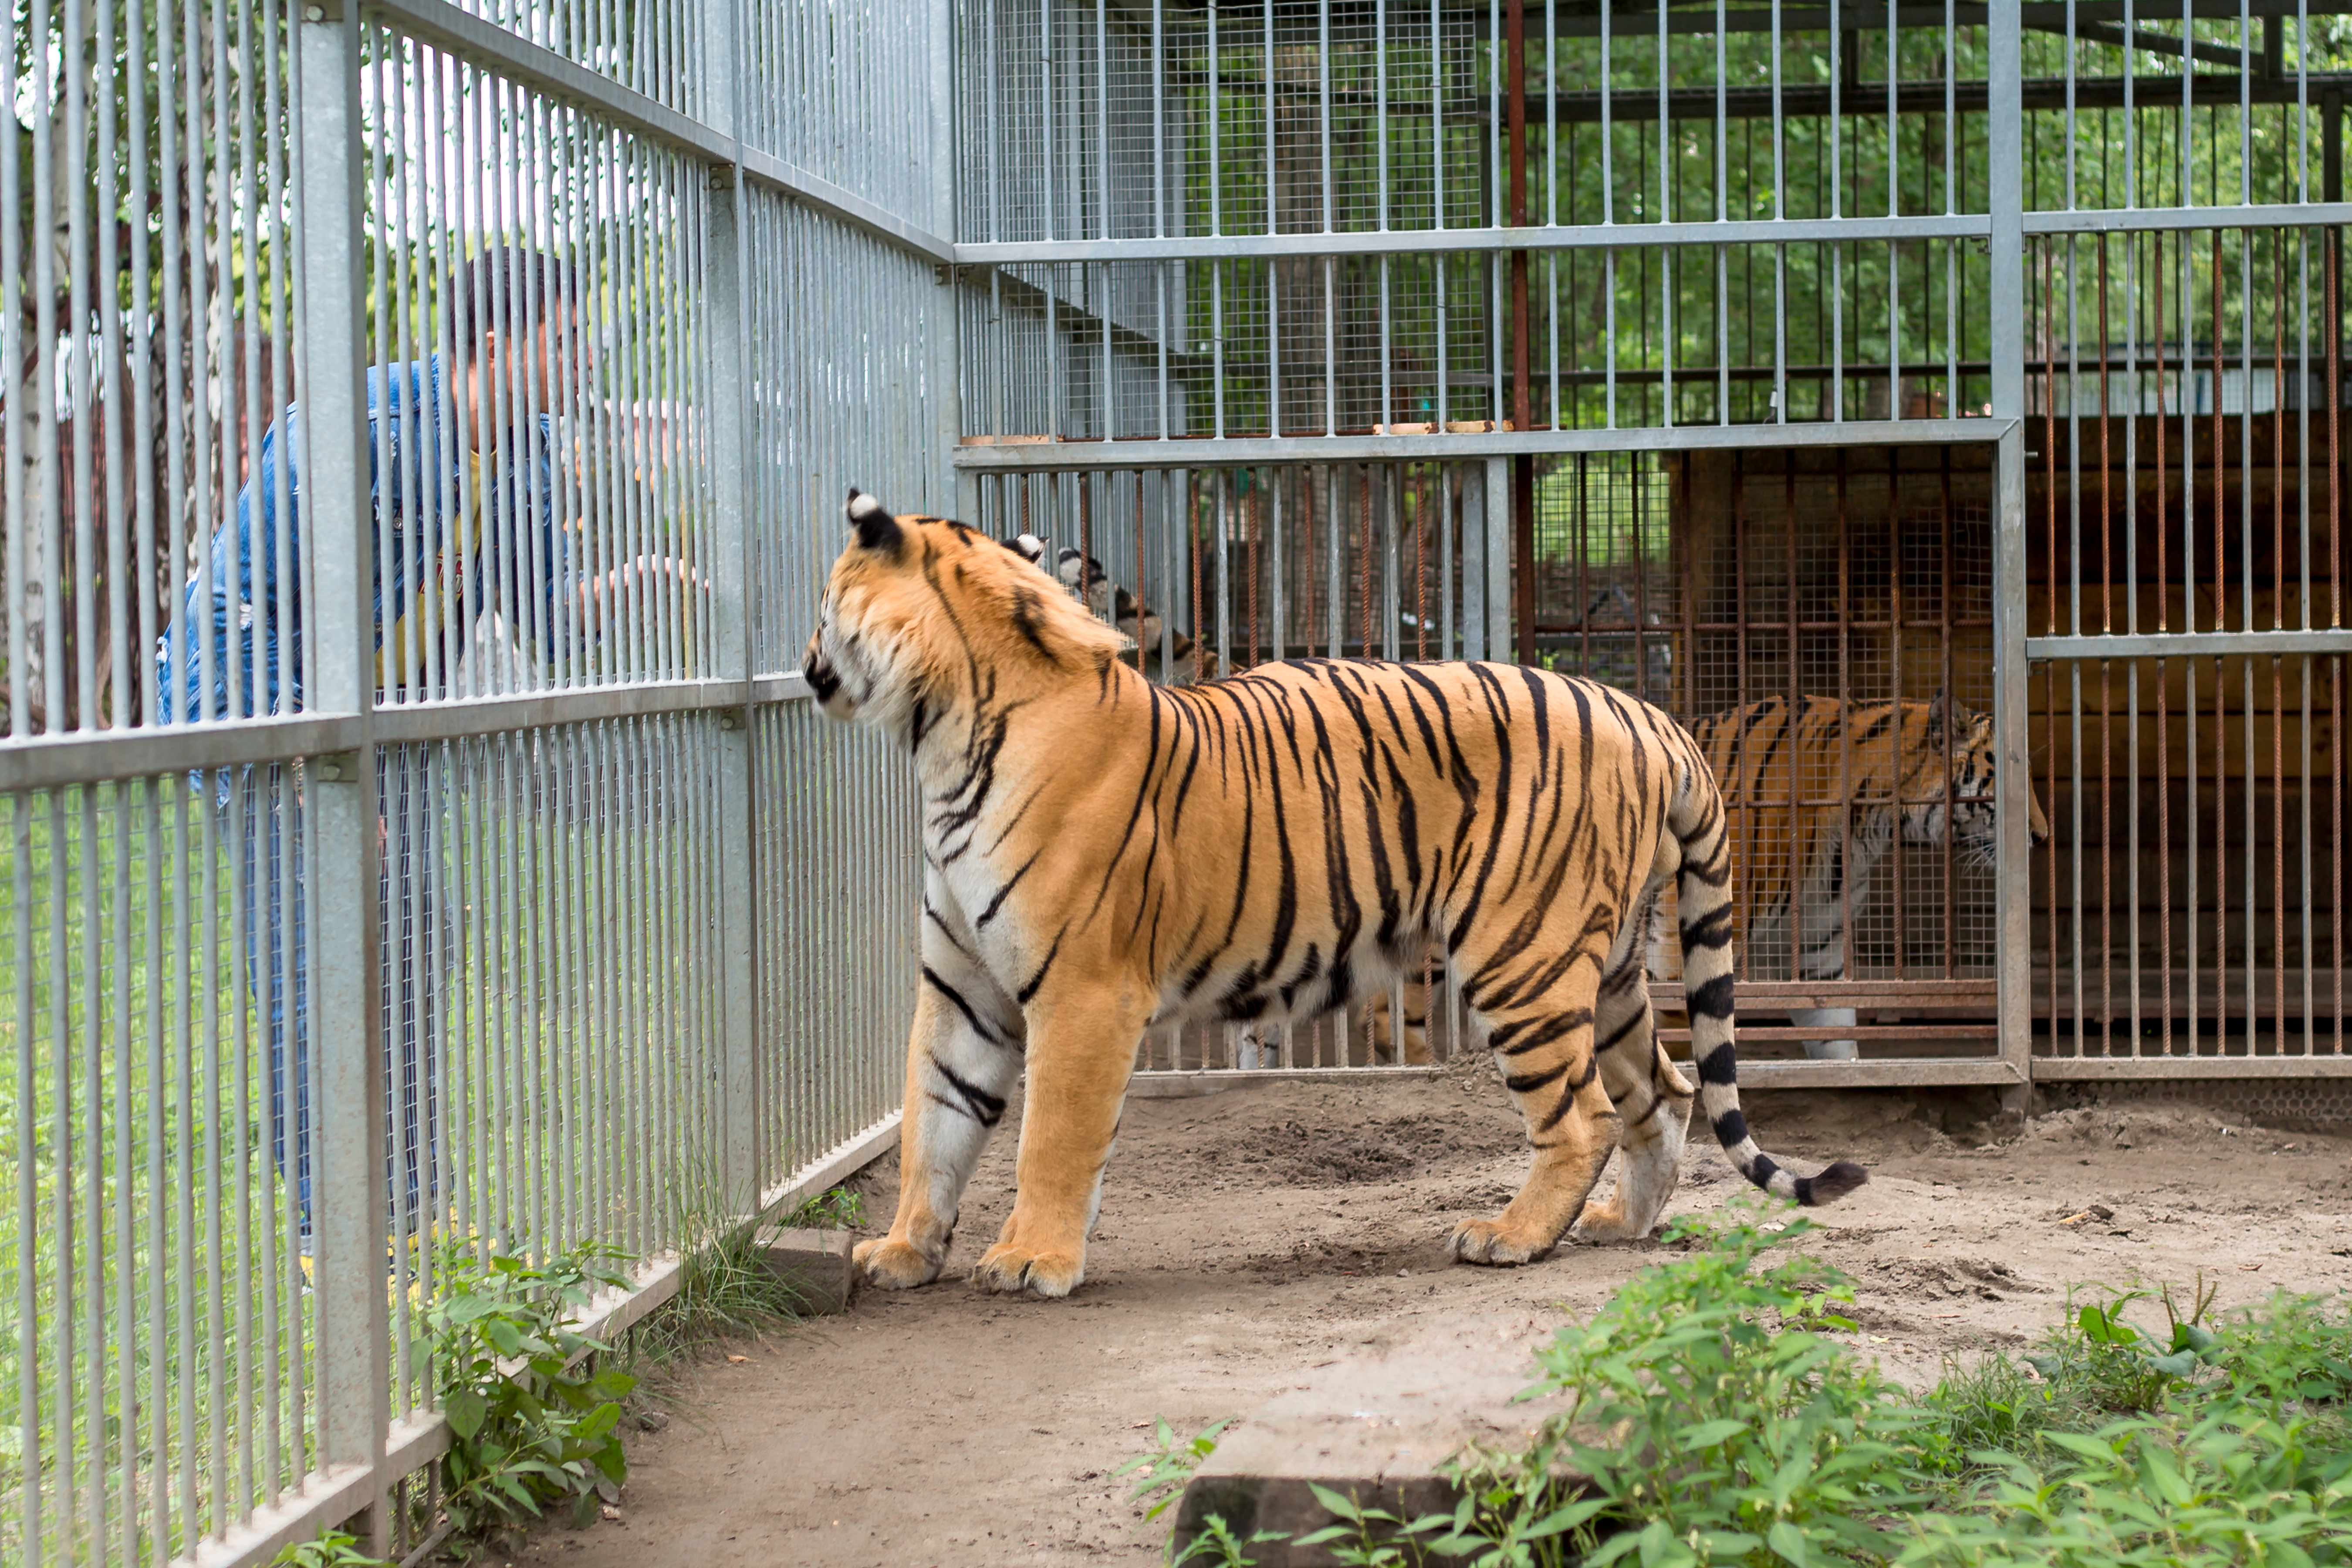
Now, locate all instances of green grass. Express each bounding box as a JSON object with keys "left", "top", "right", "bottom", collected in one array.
[
  {"left": 1135, "top": 1201, "right": 2352, "bottom": 1567},
  {"left": 0, "top": 773, "right": 762, "bottom": 1566}
]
